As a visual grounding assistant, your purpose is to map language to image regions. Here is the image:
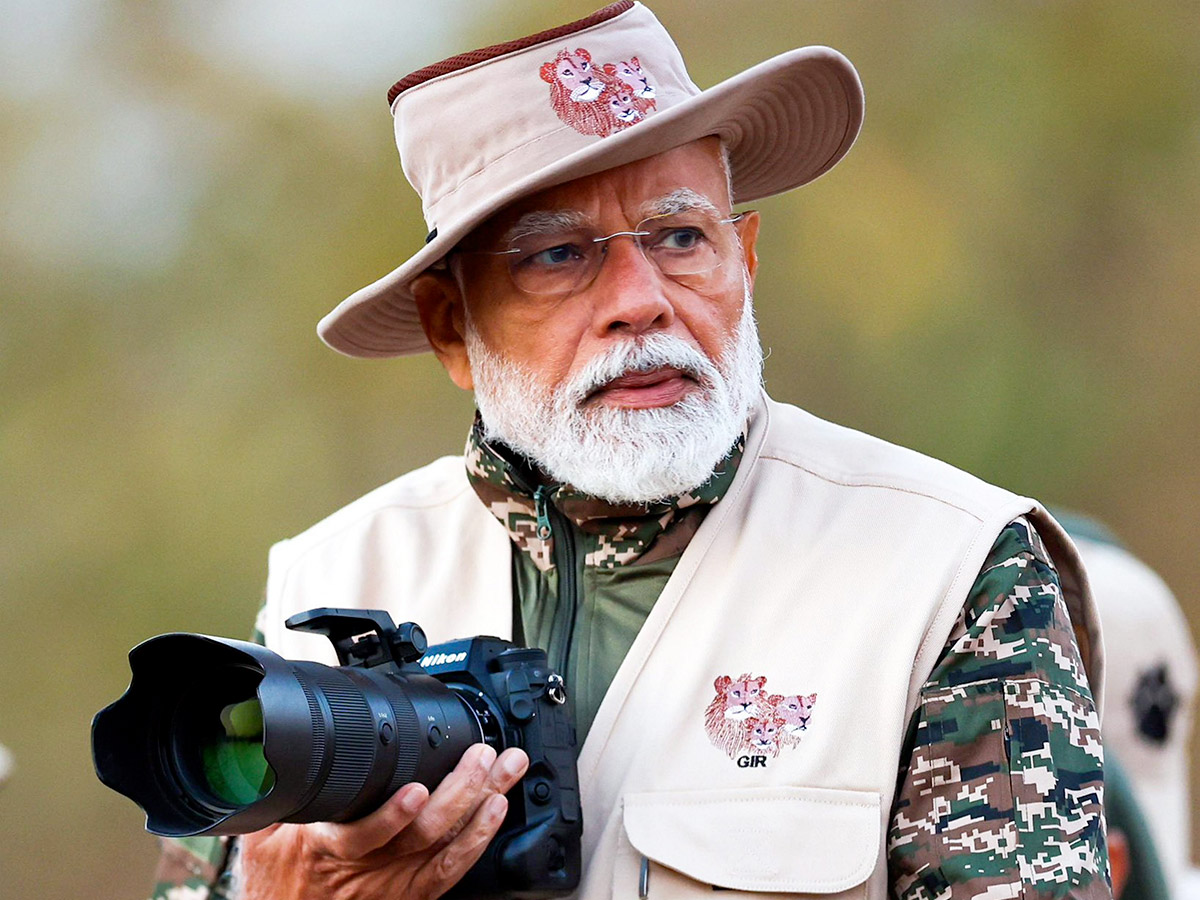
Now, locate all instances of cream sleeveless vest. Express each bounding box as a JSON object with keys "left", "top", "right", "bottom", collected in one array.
[{"left": 261, "top": 394, "right": 1102, "bottom": 900}]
